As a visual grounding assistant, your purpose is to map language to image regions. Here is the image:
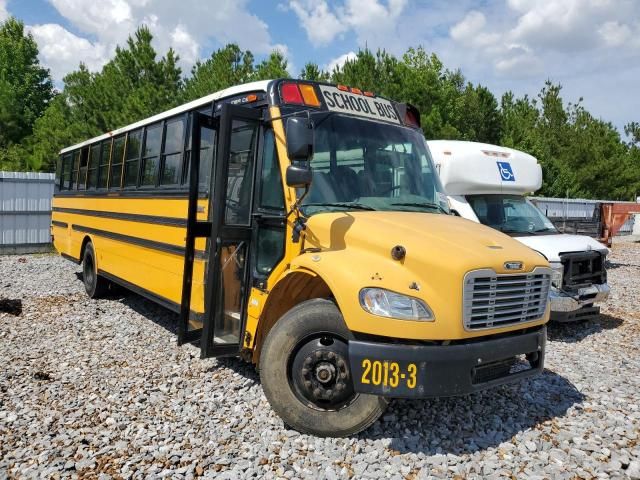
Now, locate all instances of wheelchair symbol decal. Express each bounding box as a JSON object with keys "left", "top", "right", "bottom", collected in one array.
[{"left": 497, "top": 161, "right": 515, "bottom": 181}]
